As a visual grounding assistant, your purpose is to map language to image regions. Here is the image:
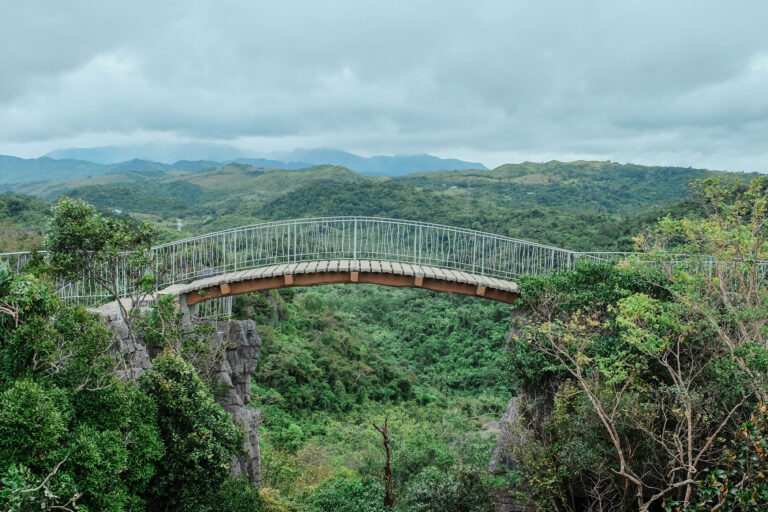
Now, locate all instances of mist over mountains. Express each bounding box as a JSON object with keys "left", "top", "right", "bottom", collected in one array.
[{"left": 0, "top": 146, "right": 489, "bottom": 185}]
